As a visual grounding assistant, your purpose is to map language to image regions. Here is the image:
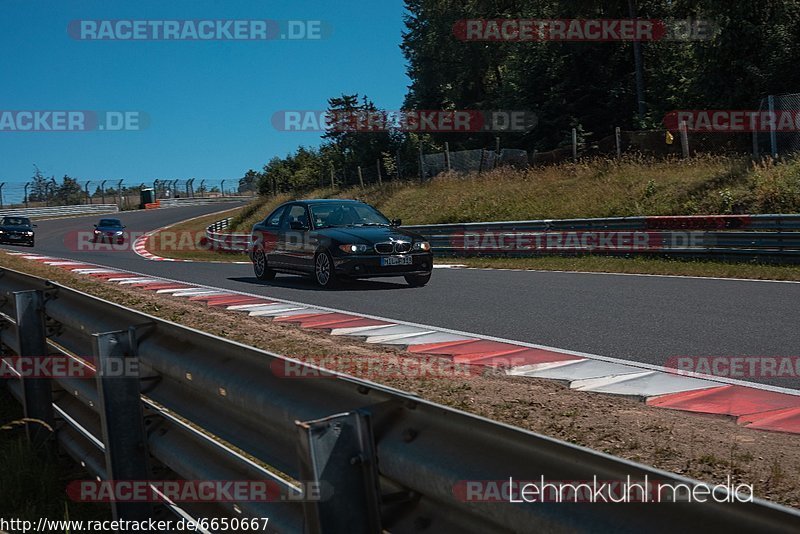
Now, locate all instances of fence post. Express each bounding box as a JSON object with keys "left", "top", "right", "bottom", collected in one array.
[
  {"left": 751, "top": 112, "right": 759, "bottom": 159},
  {"left": 0, "top": 182, "right": 5, "bottom": 208},
  {"left": 396, "top": 148, "right": 401, "bottom": 180},
  {"left": 117, "top": 179, "right": 124, "bottom": 208},
  {"left": 376, "top": 160, "right": 382, "bottom": 186},
  {"left": 444, "top": 142, "right": 451, "bottom": 172},
  {"left": 768, "top": 95, "right": 778, "bottom": 157},
  {"left": 418, "top": 143, "right": 424, "bottom": 182},
  {"left": 679, "top": 120, "right": 690, "bottom": 158},
  {"left": 221, "top": 180, "right": 226, "bottom": 197},
  {"left": 101, "top": 180, "right": 107, "bottom": 204},
  {"left": 330, "top": 165, "right": 335, "bottom": 189},
  {"left": 14, "top": 290, "right": 54, "bottom": 448},
  {"left": 357, "top": 166, "right": 364, "bottom": 188},
  {"left": 478, "top": 149, "right": 485, "bottom": 174},
  {"left": 615, "top": 127, "right": 622, "bottom": 158},
  {"left": 572, "top": 128, "right": 578, "bottom": 162},
  {"left": 93, "top": 329, "right": 153, "bottom": 521},
  {"left": 531, "top": 150, "right": 537, "bottom": 166}
]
